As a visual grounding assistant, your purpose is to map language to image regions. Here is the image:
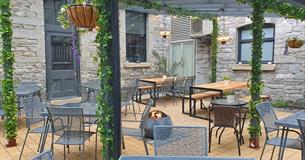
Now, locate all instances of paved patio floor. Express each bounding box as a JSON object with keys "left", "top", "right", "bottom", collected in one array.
[{"left": 0, "top": 97, "right": 302, "bottom": 160}]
